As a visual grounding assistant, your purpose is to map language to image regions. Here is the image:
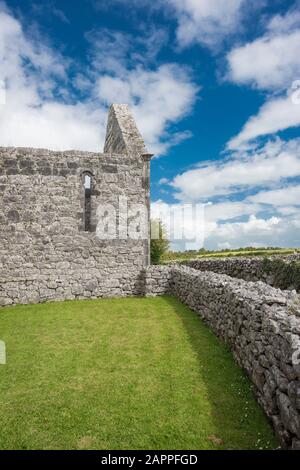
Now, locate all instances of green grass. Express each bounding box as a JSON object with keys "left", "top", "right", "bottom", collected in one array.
[{"left": 0, "top": 297, "right": 278, "bottom": 450}]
